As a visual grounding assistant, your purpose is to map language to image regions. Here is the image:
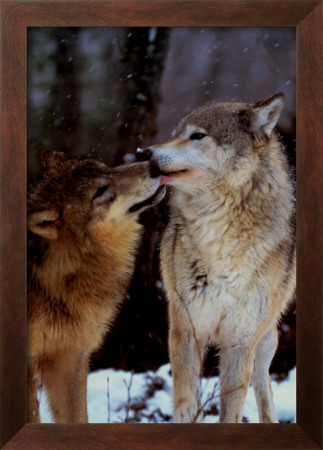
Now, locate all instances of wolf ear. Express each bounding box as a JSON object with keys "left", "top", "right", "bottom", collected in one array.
[
  {"left": 41, "top": 149, "right": 66, "bottom": 169},
  {"left": 239, "top": 93, "right": 285, "bottom": 141},
  {"left": 28, "top": 210, "right": 59, "bottom": 240}
]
